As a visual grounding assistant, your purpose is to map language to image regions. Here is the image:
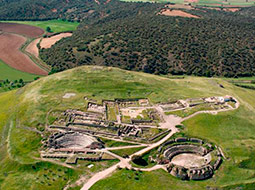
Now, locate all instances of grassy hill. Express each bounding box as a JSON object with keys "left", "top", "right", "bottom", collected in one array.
[{"left": 0, "top": 66, "right": 255, "bottom": 190}]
